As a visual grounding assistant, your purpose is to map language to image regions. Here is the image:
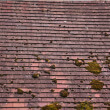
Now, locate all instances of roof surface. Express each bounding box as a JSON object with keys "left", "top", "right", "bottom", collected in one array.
[{"left": 0, "top": 1, "right": 110, "bottom": 110}]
